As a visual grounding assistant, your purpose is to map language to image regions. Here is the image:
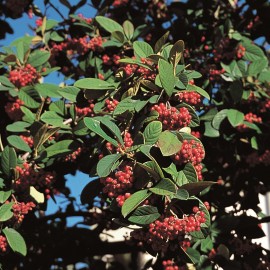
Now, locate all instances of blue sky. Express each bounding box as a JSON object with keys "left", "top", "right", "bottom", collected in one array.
[{"left": 3, "top": 1, "right": 97, "bottom": 225}]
